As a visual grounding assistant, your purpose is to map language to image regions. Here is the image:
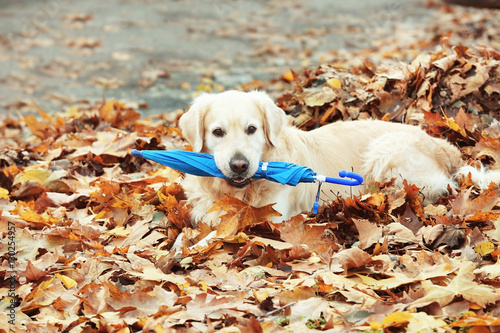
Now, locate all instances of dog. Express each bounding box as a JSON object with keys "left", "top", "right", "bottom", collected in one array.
[{"left": 179, "top": 90, "right": 499, "bottom": 225}]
